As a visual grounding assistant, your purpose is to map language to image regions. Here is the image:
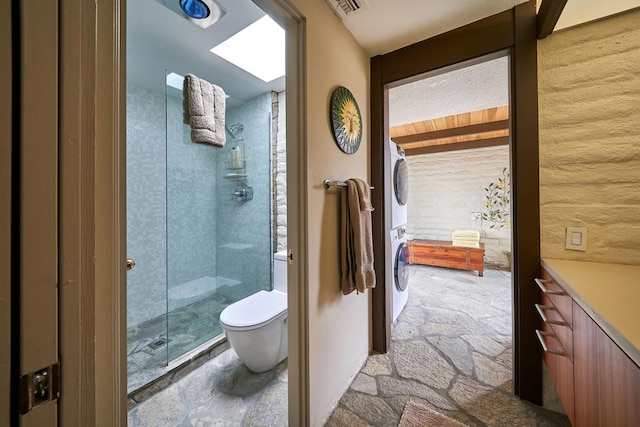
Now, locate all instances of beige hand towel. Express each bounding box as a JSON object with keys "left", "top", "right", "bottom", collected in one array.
[
  {"left": 183, "top": 73, "right": 226, "bottom": 147},
  {"left": 341, "top": 178, "right": 376, "bottom": 295}
]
